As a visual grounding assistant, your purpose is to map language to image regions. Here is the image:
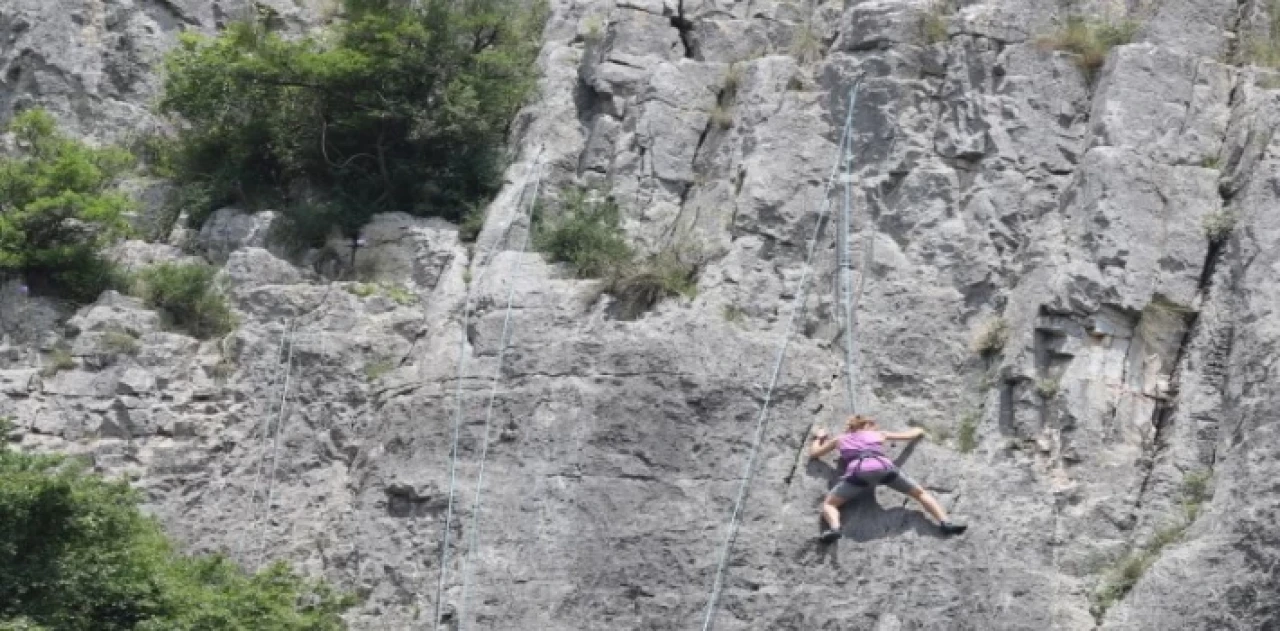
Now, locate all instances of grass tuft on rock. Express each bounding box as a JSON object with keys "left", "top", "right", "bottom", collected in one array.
[
  {"left": 41, "top": 346, "right": 76, "bottom": 378},
  {"left": 971, "top": 317, "right": 1010, "bottom": 358},
  {"left": 100, "top": 330, "right": 141, "bottom": 356},
  {"left": 1038, "top": 16, "right": 1138, "bottom": 79},
  {"left": 1203, "top": 210, "right": 1237, "bottom": 244},
  {"left": 919, "top": 0, "right": 954, "bottom": 45},
  {"left": 956, "top": 411, "right": 979, "bottom": 453}
]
